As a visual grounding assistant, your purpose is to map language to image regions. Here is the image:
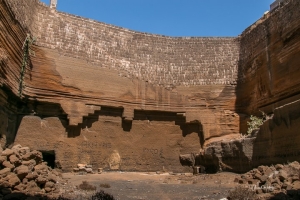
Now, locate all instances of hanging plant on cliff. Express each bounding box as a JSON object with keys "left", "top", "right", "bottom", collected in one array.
[
  {"left": 19, "top": 34, "right": 35, "bottom": 97},
  {"left": 247, "top": 111, "right": 266, "bottom": 134}
]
